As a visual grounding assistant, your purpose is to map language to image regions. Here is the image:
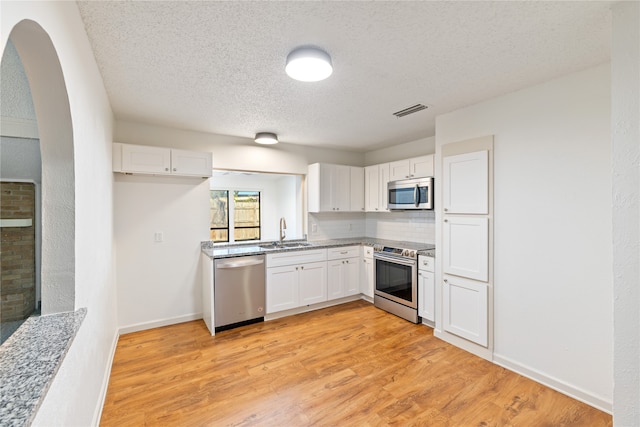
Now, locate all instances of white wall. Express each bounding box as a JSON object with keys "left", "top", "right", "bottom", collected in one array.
[
  {"left": 365, "top": 136, "right": 435, "bottom": 166},
  {"left": 435, "top": 64, "right": 612, "bottom": 410},
  {"left": 114, "top": 175, "right": 209, "bottom": 331},
  {"left": 611, "top": 1, "right": 640, "bottom": 424},
  {"left": 307, "top": 212, "right": 366, "bottom": 241},
  {"left": 2, "top": 1, "right": 117, "bottom": 426},
  {"left": 115, "top": 120, "right": 366, "bottom": 174}
]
